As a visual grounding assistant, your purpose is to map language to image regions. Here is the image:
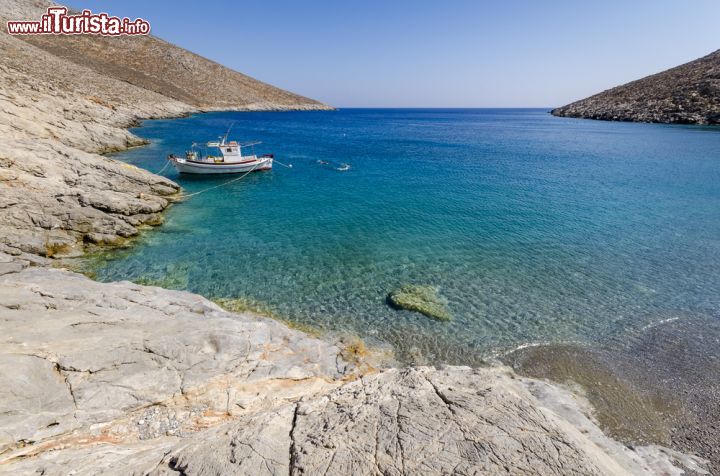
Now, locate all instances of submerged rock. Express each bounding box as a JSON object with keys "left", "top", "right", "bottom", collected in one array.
[
  {"left": 214, "top": 296, "right": 325, "bottom": 337},
  {"left": 134, "top": 262, "right": 190, "bottom": 289},
  {"left": 387, "top": 284, "right": 452, "bottom": 321},
  {"left": 213, "top": 296, "right": 279, "bottom": 318}
]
